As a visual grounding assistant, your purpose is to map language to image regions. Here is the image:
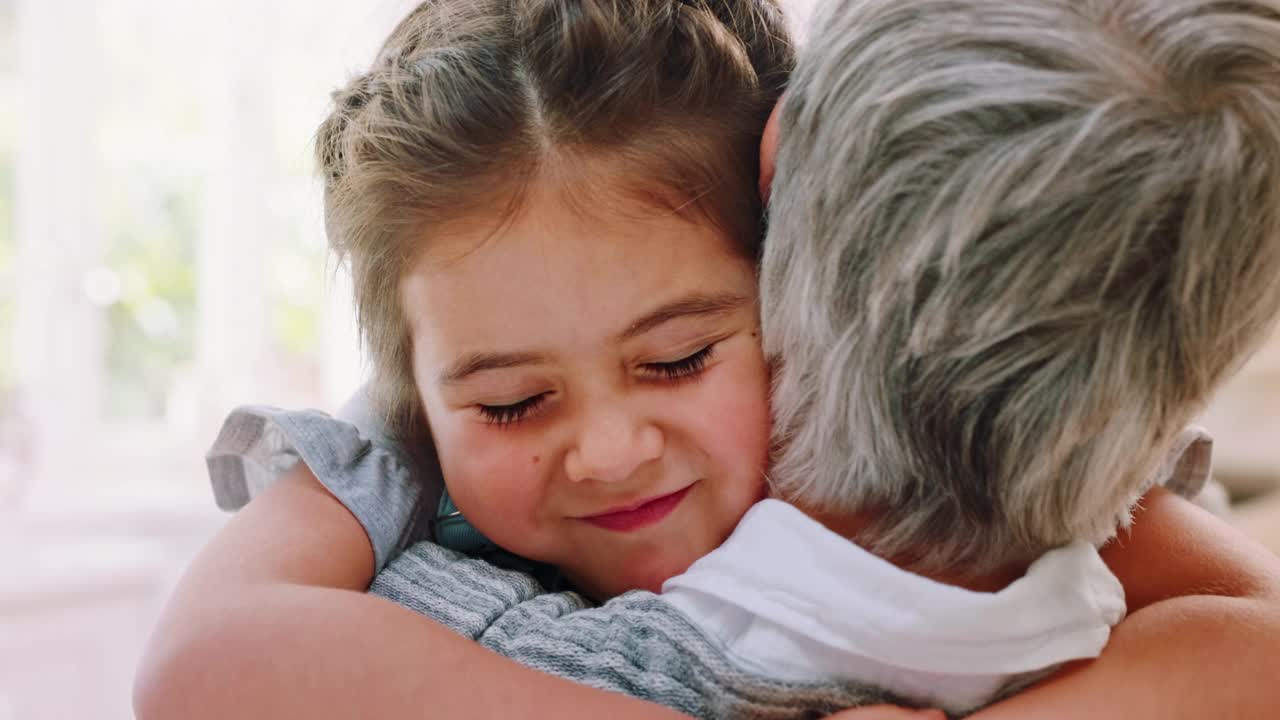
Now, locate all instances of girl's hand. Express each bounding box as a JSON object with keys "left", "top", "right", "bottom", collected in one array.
[{"left": 826, "top": 706, "right": 946, "bottom": 720}]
